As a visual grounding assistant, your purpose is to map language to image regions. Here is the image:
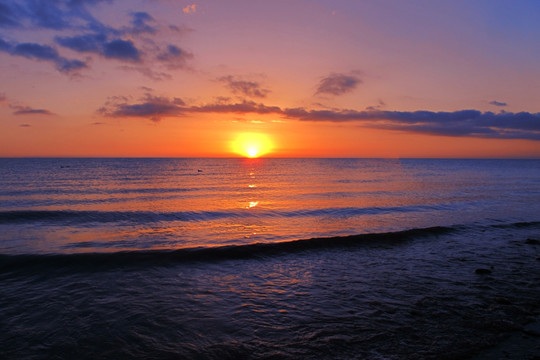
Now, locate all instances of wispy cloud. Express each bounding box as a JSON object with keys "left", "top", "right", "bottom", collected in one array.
[
  {"left": 219, "top": 76, "right": 271, "bottom": 98},
  {"left": 98, "top": 93, "right": 186, "bottom": 121},
  {"left": 12, "top": 106, "right": 54, "bottom": 116},
  {"left": 0, "top": 93, "right": 55, "bottom": 116},
  {"left": 0, "top": 37, "right": 87, "bottom": 74},
  {"left": 316, "top": 73, "right": 361, "bottom": 96},
  {"left": 98, "top": 95, "right": 540, "bottom": 140},
  {"left": 489, "top": 100, "right": 507, "bottom": 107},
  {"left": 156, "top": 45, "right": 193, "bottom": 69},
  {"left": 127, "top": 11, "right": 157, "bottom": 35}
]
